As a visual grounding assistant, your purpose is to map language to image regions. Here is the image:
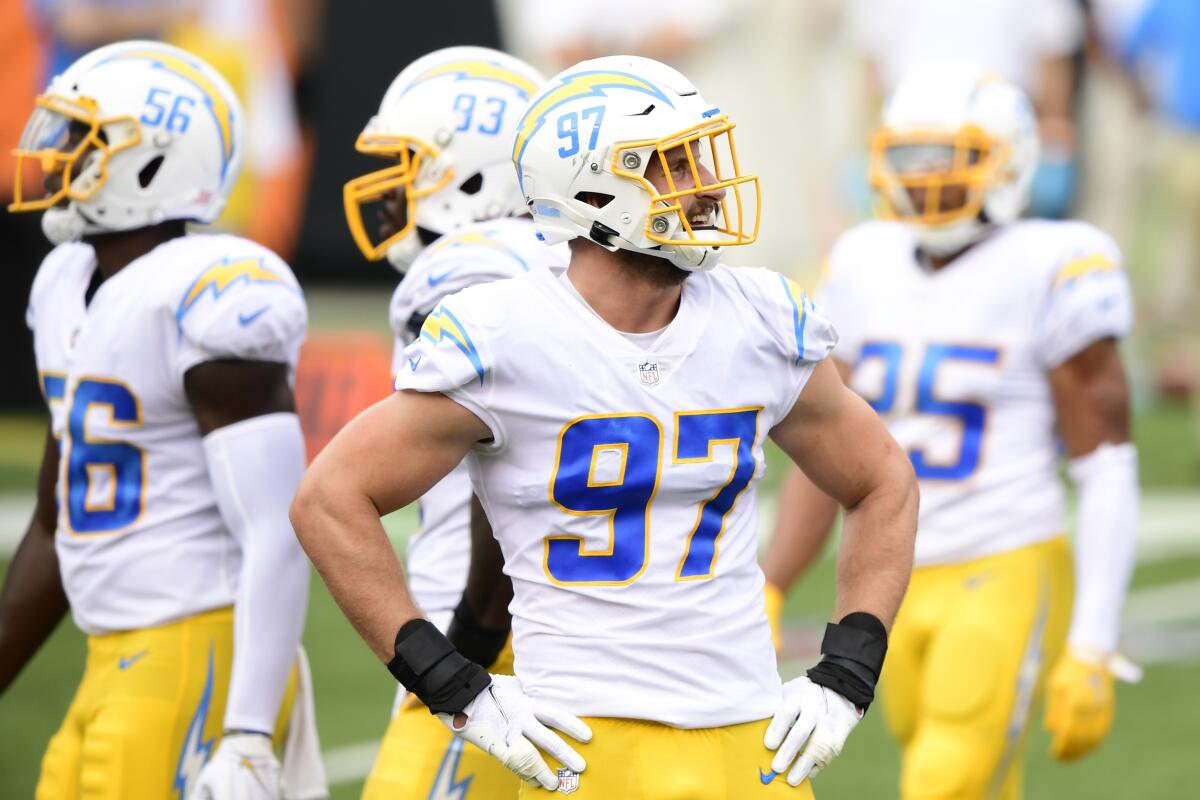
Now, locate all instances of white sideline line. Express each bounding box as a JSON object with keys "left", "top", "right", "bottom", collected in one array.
[
  {"left": 1124, "top": 577, "right": 1200, "bottom": 624},
  {"left": 322, "top": 740, "right": 379, "bottom": 786}
]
